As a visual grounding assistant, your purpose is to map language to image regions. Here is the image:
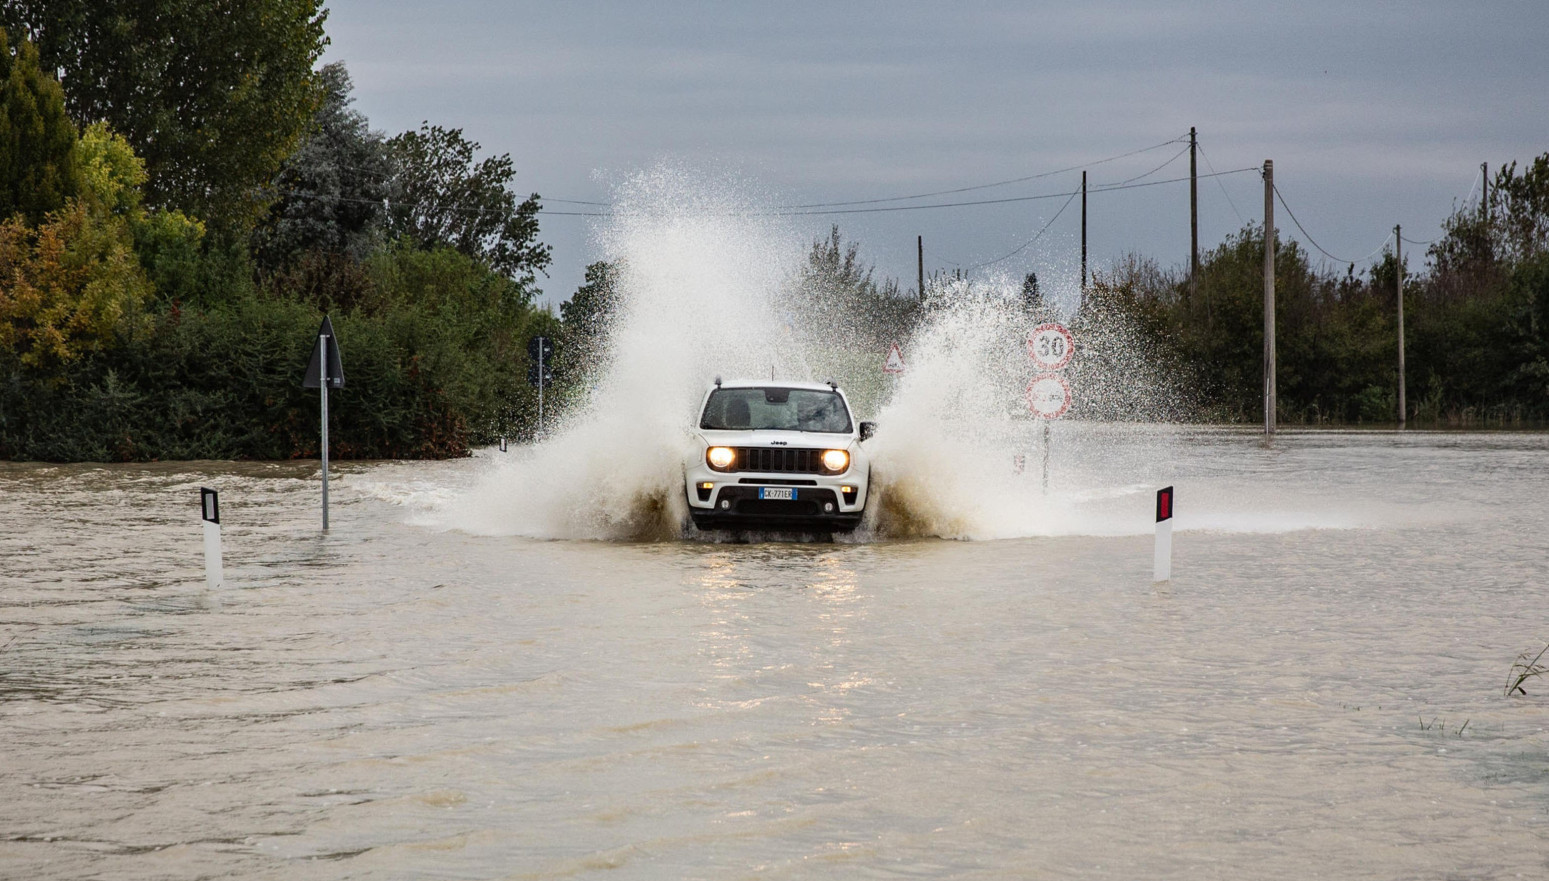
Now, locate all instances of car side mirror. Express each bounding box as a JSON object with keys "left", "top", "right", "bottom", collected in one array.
[{"left": 859, "top": 421, "right": 876, "bottom": 441}]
